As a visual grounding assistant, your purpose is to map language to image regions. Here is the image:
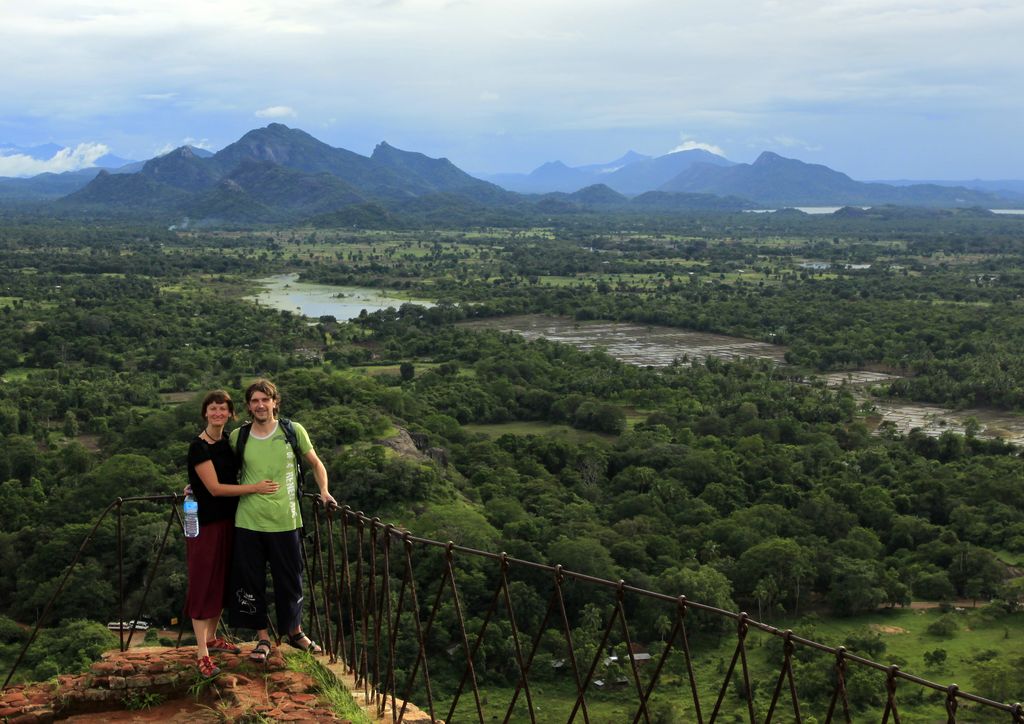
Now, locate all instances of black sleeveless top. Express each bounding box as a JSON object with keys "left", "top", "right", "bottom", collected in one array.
[{"left": 186, "top": 435, "right": 239, "bottom": 525}]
